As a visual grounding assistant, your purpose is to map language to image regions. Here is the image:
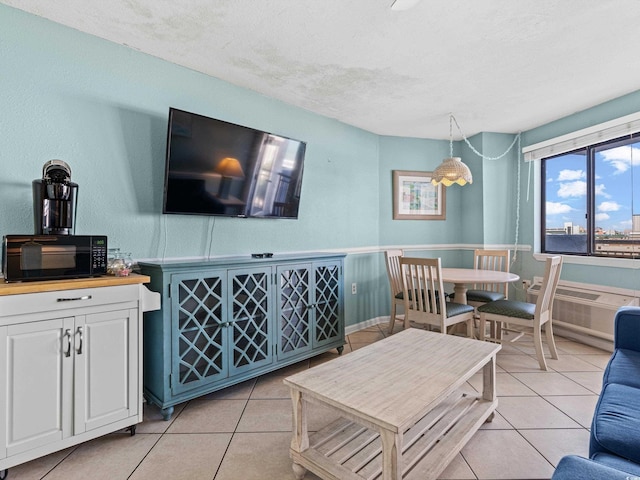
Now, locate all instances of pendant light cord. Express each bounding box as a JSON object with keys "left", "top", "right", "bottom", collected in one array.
[
  {"left": 451, "top": 114, "right": 521, "bottom": 161},
  {"left": 449, "top": 114, "right": 454, "bottom": 157},
  {"left": 449, "top": 114, "right": 522, "bottom": 264}
]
